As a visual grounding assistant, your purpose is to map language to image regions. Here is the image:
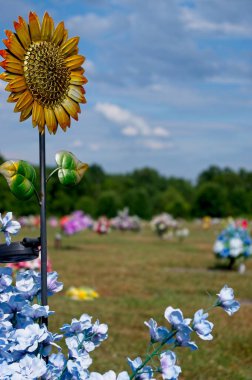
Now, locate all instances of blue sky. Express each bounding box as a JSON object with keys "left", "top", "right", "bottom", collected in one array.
[{"left": 0, "top": 0, "right": 252, "bottom": 179}]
